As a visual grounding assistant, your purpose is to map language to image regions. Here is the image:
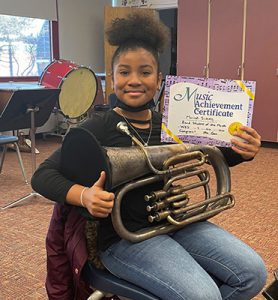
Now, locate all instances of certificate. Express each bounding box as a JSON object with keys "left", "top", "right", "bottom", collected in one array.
[{"left": 161, "top": 76, "right": 256, "bottom": 147}]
